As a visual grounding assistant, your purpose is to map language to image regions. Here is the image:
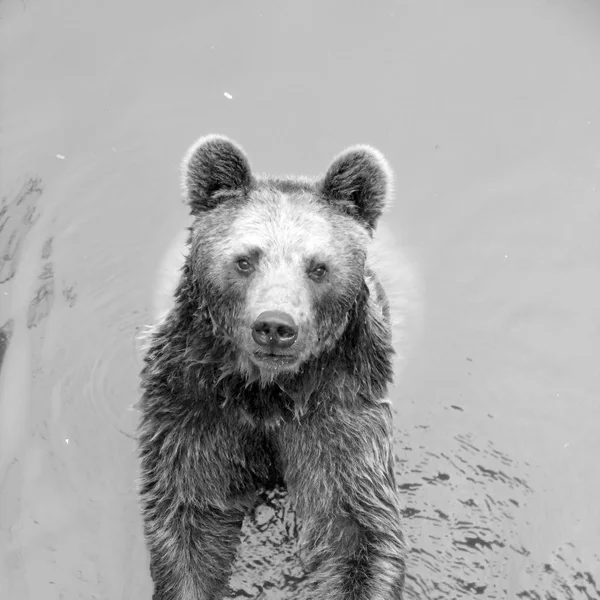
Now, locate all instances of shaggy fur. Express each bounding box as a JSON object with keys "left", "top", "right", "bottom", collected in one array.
[{"left": 137, "top": 135, "right": 407, "bottom": 599}]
